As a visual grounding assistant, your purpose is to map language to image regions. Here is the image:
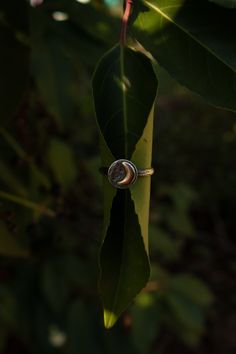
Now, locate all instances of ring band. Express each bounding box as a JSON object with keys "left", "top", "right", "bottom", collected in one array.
[
  {"left": 137, "top": 168, "right": 155, "bottom": 177},
  {"left": 100, "top": 159, "right": 154, "bottom": 189}
]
